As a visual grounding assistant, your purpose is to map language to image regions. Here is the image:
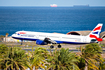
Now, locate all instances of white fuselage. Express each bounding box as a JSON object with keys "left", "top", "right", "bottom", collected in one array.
[
  {"left": 12, "top": 31, "right": 91, "bottom": 44},
  {"left": 12, "top": 24, "right": 103, "bottom": 45}
]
